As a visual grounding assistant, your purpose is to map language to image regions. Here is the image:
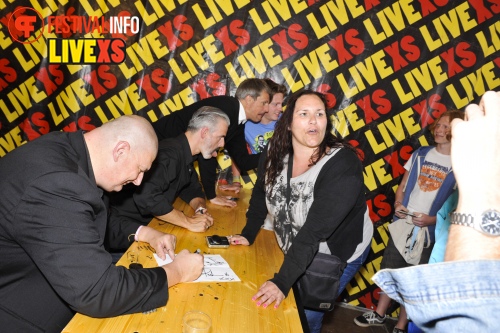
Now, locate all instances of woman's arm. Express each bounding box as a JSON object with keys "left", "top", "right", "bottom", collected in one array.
[{"left": 239, "top": 148, "right": 270, "bottom": 244}]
